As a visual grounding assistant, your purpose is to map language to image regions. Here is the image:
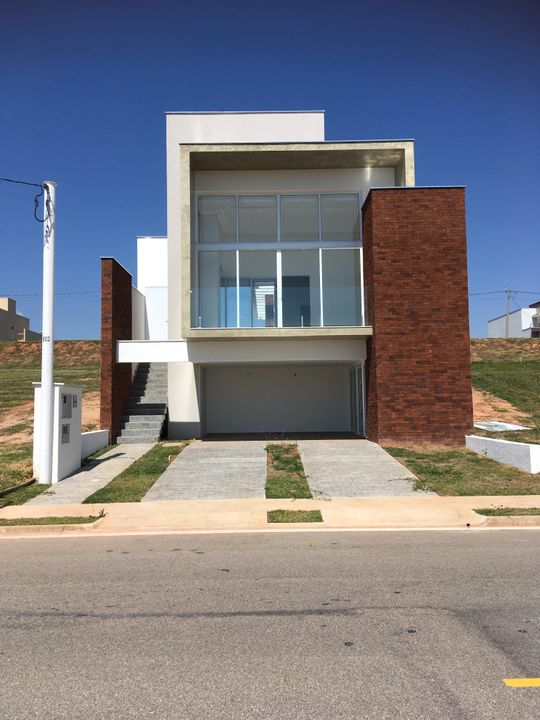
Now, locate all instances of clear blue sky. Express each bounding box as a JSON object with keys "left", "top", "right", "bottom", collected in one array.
[{"left": 1, "top": 0, "right": 539, "bottom": 339}]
